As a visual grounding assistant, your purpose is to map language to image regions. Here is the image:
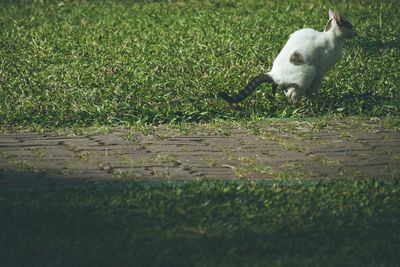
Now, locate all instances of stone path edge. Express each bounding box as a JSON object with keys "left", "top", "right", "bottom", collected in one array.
[{"left": 1, "top": 118, "right": 399, "bottom": 190}]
